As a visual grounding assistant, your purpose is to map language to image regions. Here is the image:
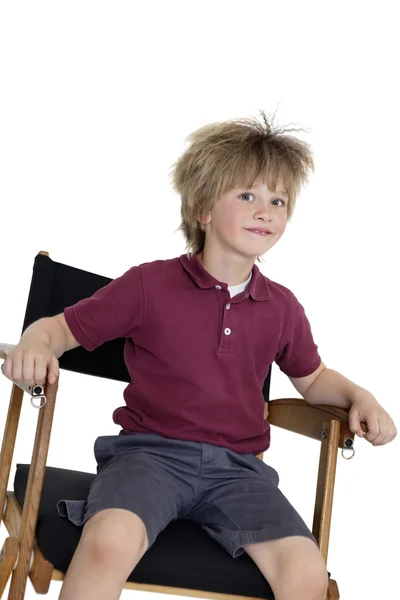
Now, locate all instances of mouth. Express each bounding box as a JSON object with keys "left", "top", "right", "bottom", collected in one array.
[{"left": 245, "top": 228, "right": 273, "bottom": 236}]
